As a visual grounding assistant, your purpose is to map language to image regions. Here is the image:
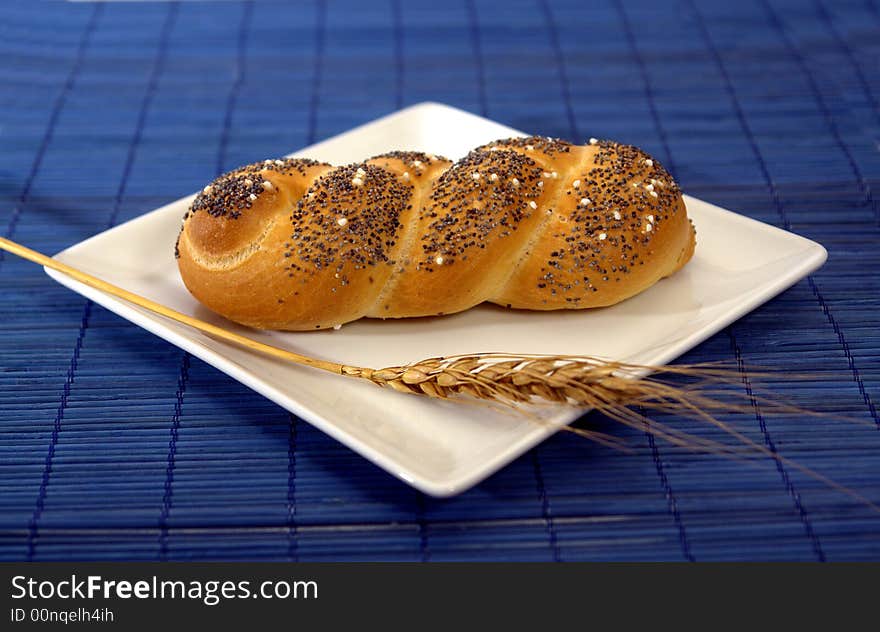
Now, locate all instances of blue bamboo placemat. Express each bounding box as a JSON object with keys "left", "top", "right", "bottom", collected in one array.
[{"left": 0, "top": 0, "right": 878, "bottom": 561}]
